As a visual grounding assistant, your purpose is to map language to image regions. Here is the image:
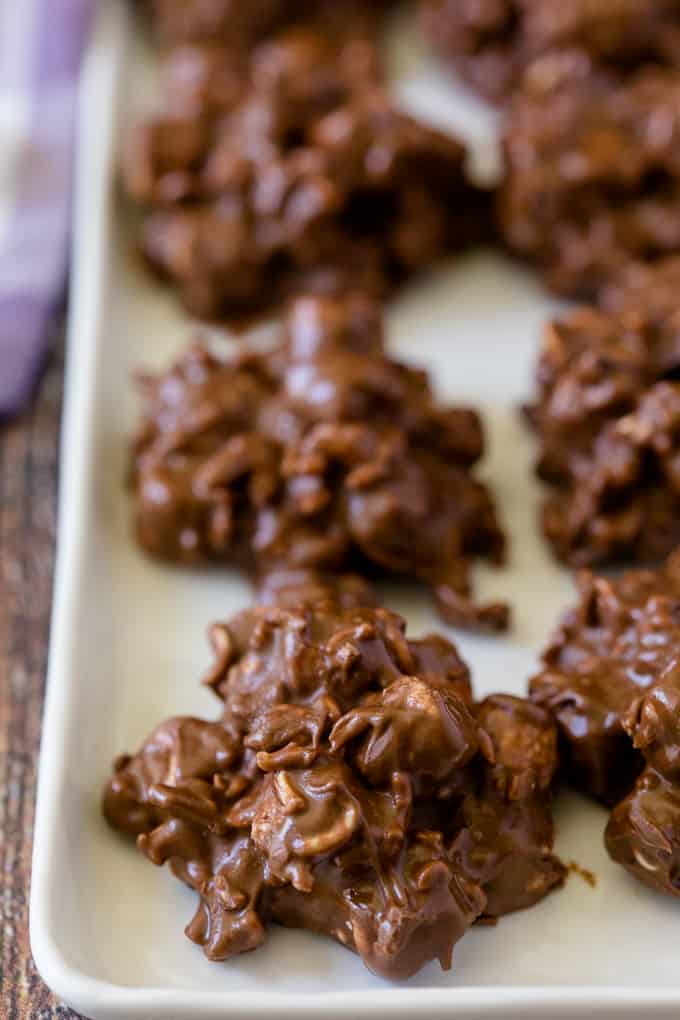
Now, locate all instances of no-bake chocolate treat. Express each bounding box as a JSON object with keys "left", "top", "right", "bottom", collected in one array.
[
  {"left": 104, "top": 604, "right": 564, "bottom": 978},
  {"left": 132, "top": 294, "right": 508, "bottom": 630},
  {"left": 124, "top": 26, "right": 490, "bottom": 320},
  {"left": 606, "top": 763, "right": 680, "bottom": 894},
  {"left": 125, "top": 28, "right": 381, "bottom": 205},
  {"left": 531, "top": 549, "right": 680, "bottom": 896},
  {"left": 499, "top": 55, "right": 680, "bottom": 298},
  {"left": 420, "top": 0, "right": 680, "bottom": 104},
  {"left": 527, "top": 257, "right": 680, "bottom": 567},
  {"left": 141, "top": 0, "right": 392, "bottom": 49},
  {"left": 140, "top": 0, "right": 293, "bottom": 48}
]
